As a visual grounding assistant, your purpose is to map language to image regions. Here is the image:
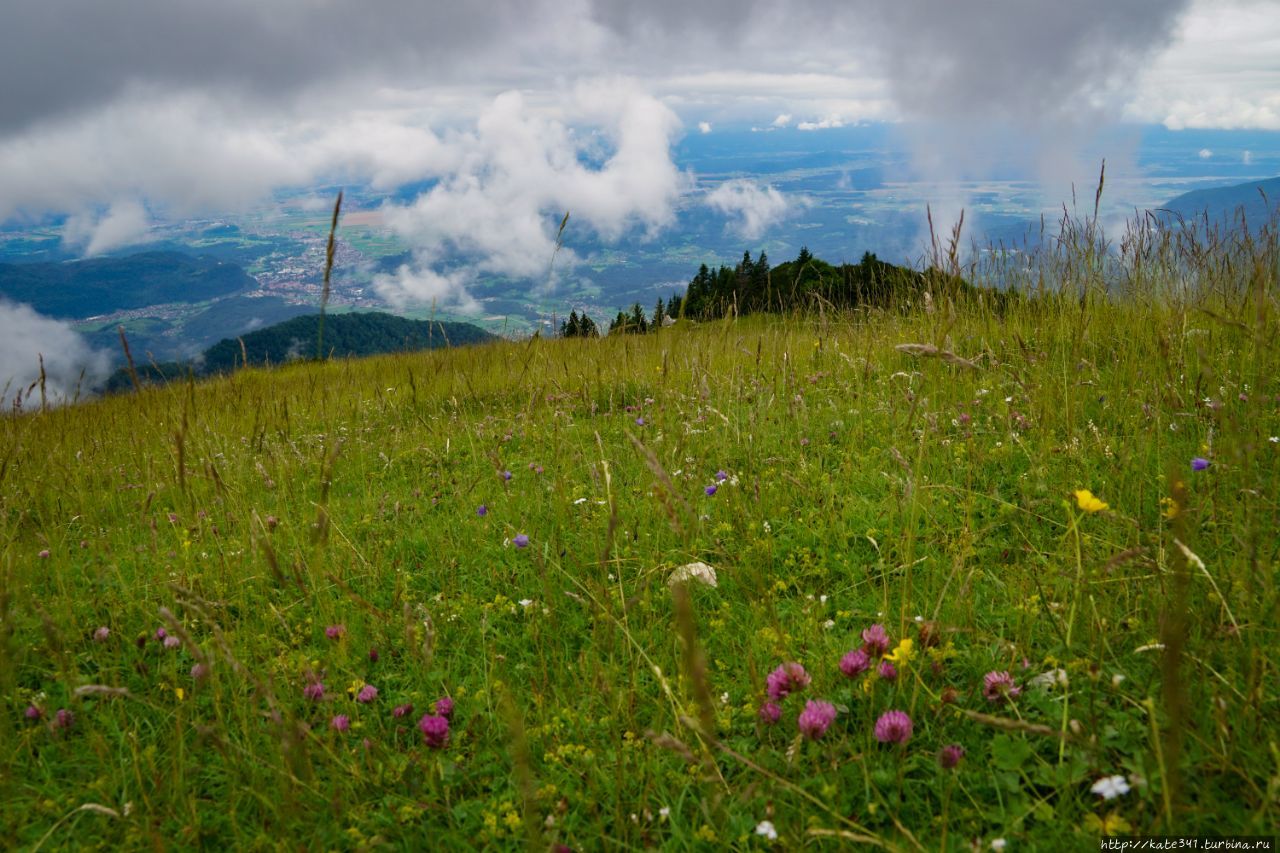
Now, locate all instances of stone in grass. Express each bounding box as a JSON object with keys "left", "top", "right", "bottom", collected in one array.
[{"left": 667, "top": 562, "right": 718, "bottom": 589}]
